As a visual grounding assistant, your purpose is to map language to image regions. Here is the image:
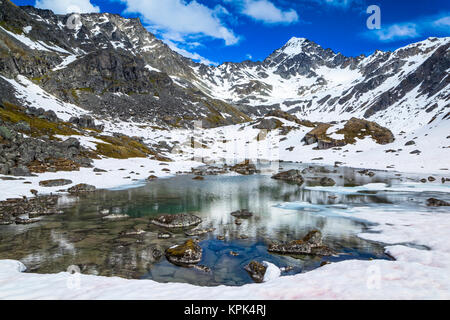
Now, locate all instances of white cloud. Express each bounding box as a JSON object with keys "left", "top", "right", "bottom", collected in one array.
[
  {"left": 227, "top": 0, "right": 299, "bottom": 25},
  {"left": 119, "top": 0, "right": 239, "bottom": 46},
  {"left": 35, "top": 0, "right": 100, "bottom": 14},
  {"left": 164, "top": 39, "right": 218, "bottom": 66},
  {"left": 366, "top": 13, "right": 450, "bottom": 42},
  {"left": 433, "top": 16, "right": 450, "bottom": 28},
  {"left": 374, "top": 23, "right": 419, "bottom": 42}
]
